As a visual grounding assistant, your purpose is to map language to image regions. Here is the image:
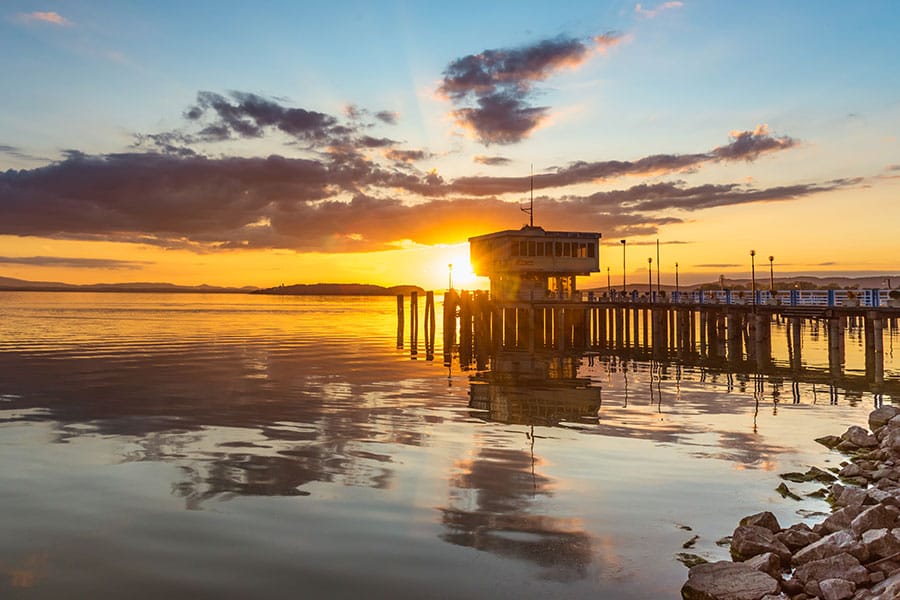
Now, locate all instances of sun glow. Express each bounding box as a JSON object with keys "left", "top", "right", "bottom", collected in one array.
[{"left": 444, "top": 247, "right": 484, "bottom": 291}]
